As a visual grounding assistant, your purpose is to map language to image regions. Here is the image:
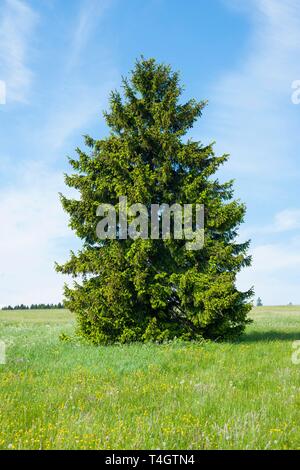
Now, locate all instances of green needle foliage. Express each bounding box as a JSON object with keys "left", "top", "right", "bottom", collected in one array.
[{"left": 56, "top": 57, "right": 253, "bottom": 344}]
